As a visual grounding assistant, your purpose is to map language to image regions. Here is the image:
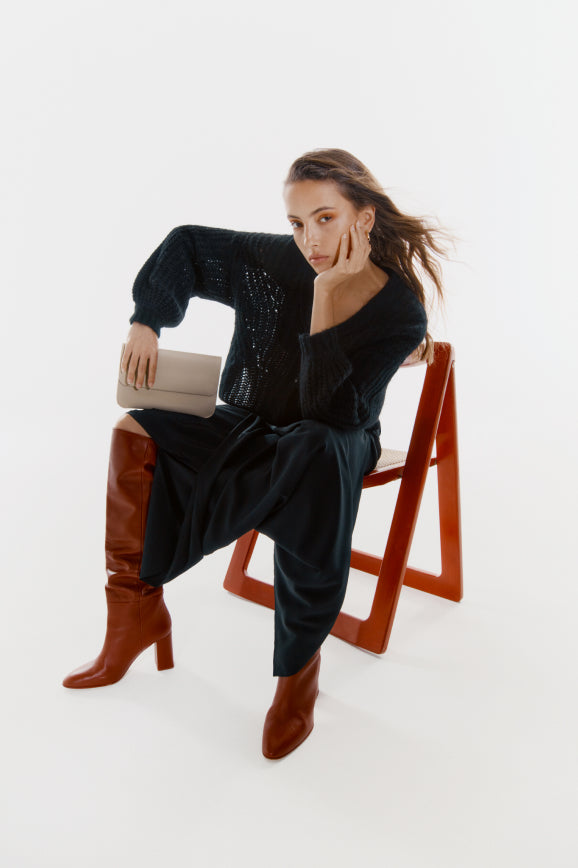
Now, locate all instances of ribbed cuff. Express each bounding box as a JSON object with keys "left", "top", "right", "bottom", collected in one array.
[{"left": 129, "top": 307, "right": 162, "bottom": 337}]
